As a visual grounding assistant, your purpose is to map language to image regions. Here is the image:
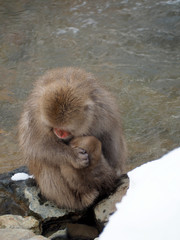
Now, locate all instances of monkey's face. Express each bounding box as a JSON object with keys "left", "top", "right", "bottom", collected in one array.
[
  {"left": 51, "top": 105, "right": 93, "bottom": 141},
  {"left": 40, "top": 86, "right": 94, "bottom": 140}
]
